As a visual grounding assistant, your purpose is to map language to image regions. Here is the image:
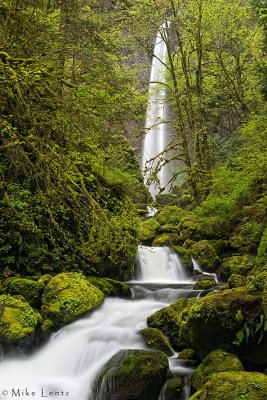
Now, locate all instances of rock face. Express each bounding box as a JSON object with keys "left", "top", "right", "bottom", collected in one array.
[
  {"left": 189, "top": 371, "right": 267, "bottom": 400},
  {"left": 191, "top": 349, "right": 244, "bottom": 390},
  {"left": 0, "top": 277, "right": 44, "bottom": 308},
  {"left": 140, "top": 328, "right": 174, "bottom": 356},
  {"left": 0, "top": 295, "right": 41, "bottom": 352},
  {"left": 92, "top": 349, "right": 170, "bottom": 400},
  {"left": 41, "top": 273, "right": 104, "bottom": 327}
]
